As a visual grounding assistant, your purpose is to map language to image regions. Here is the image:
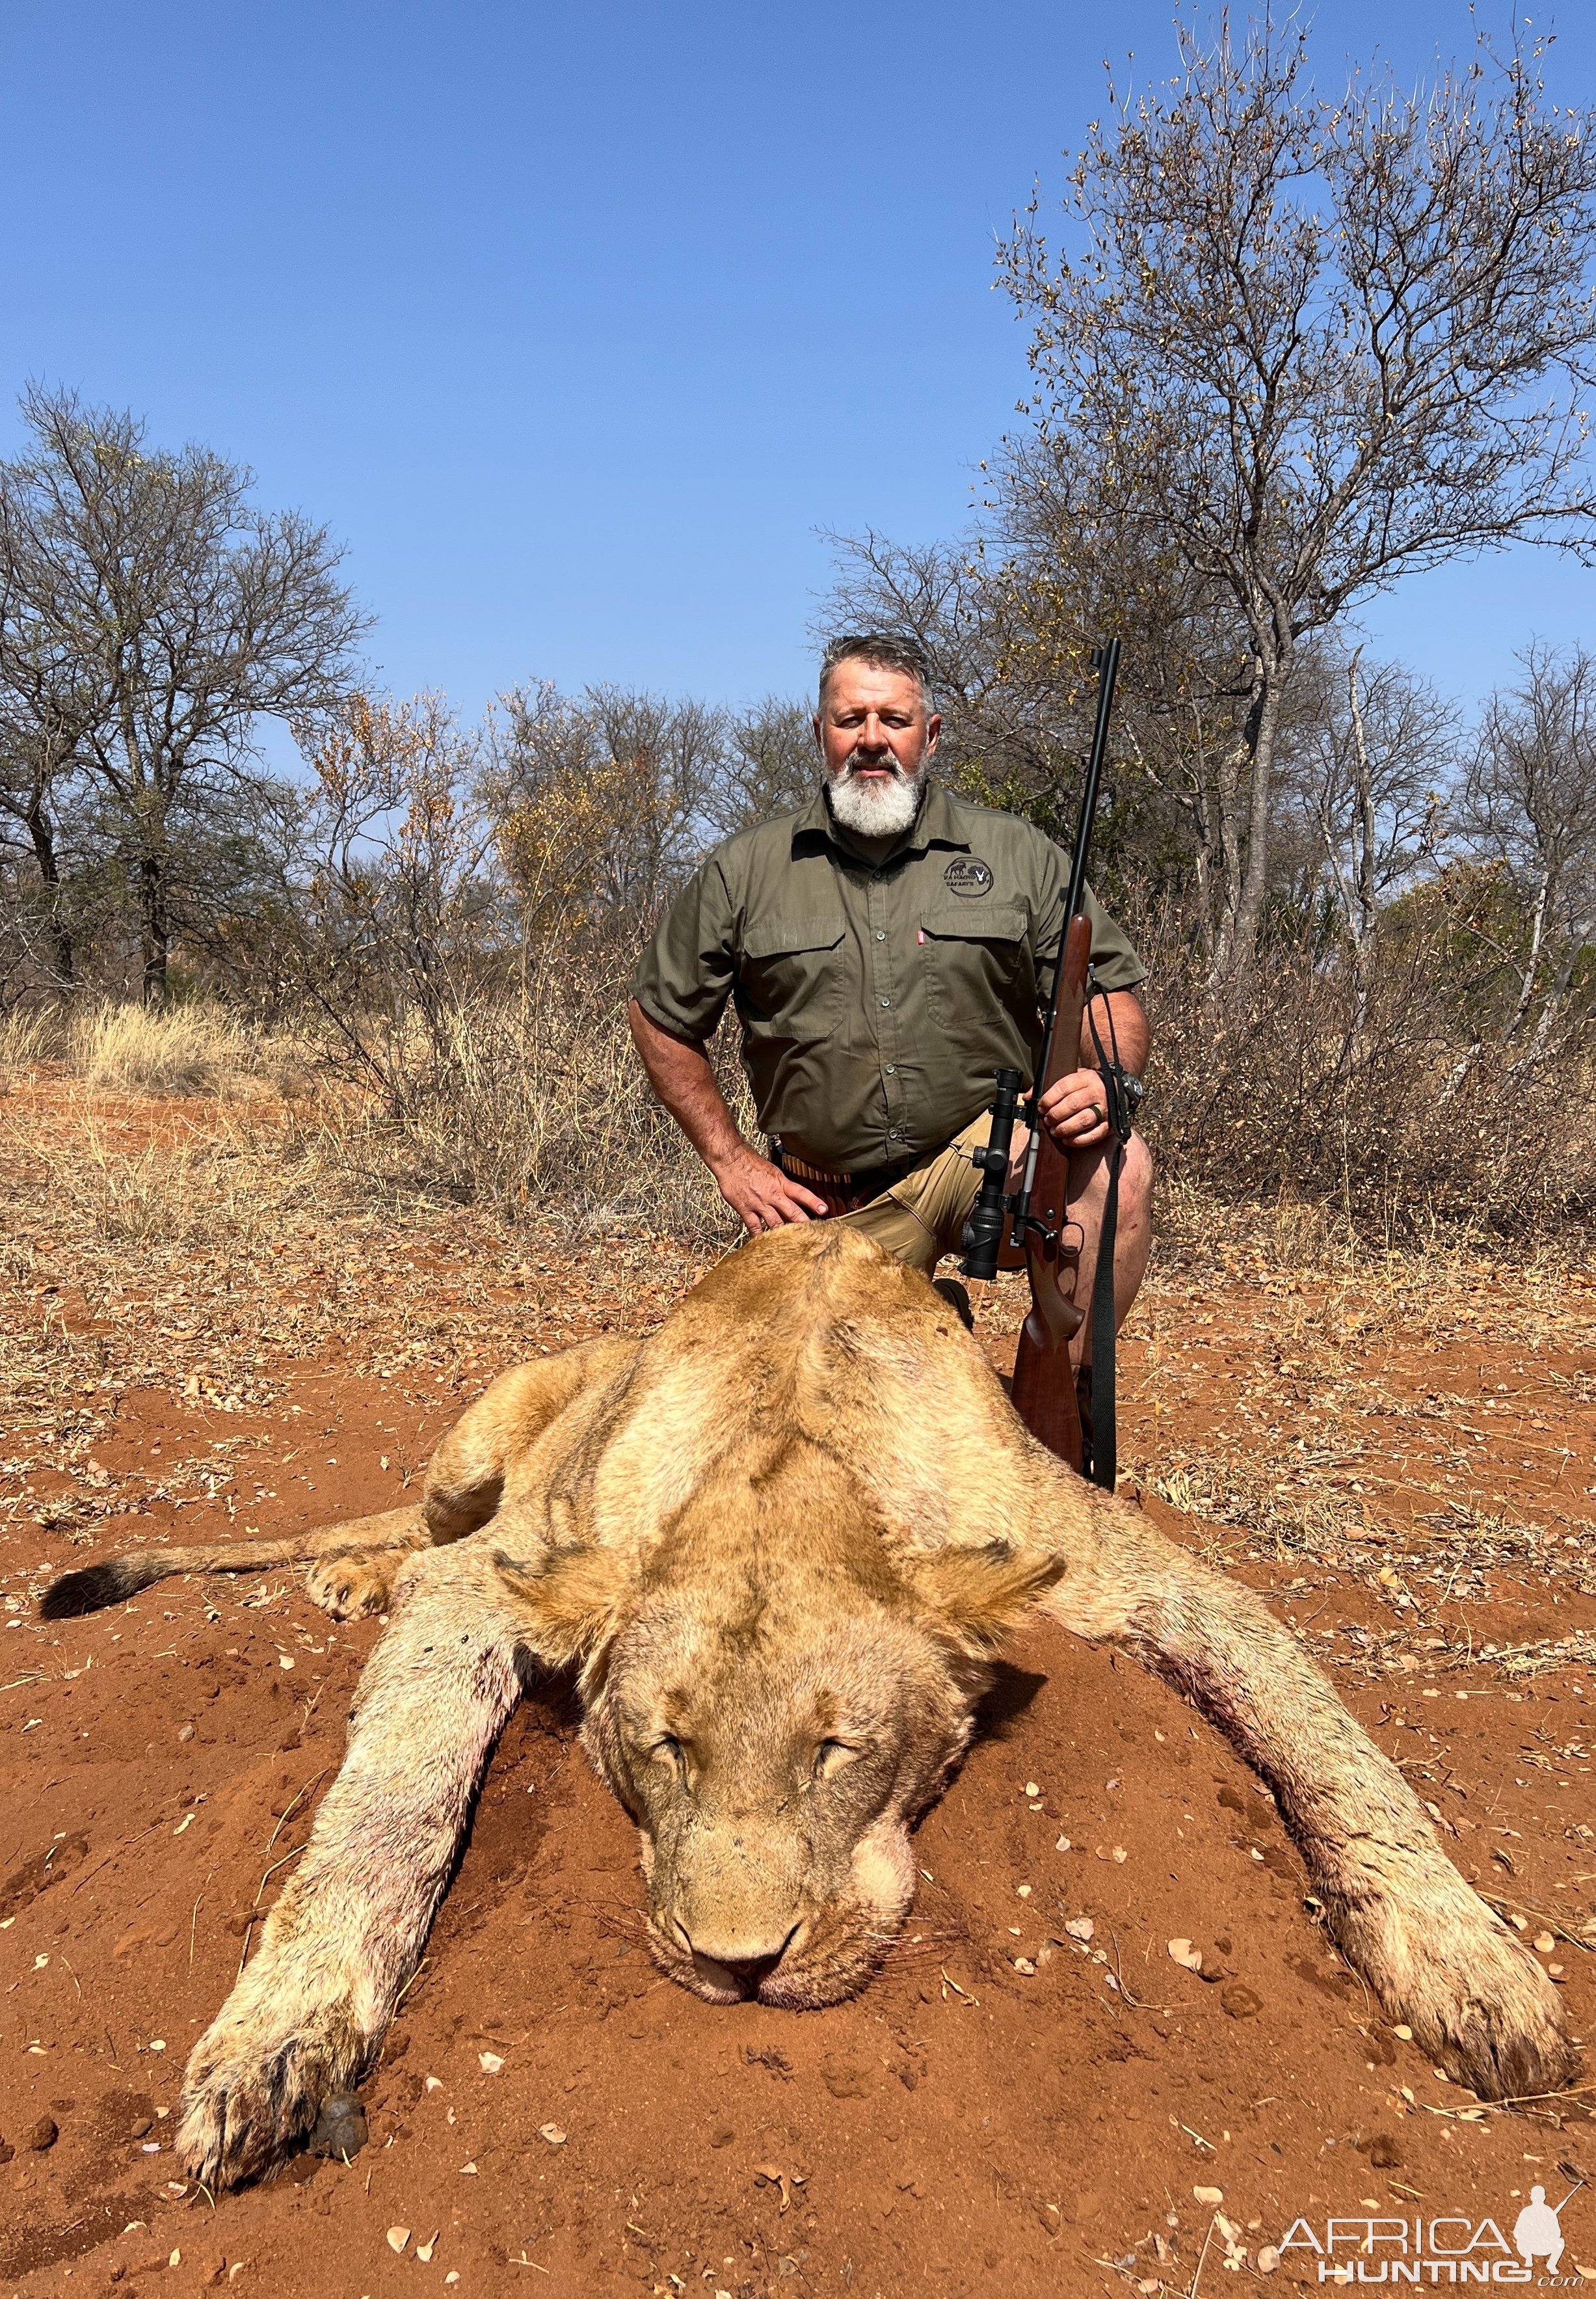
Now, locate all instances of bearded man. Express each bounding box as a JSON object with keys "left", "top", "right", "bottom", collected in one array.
[{"left": 628, "top": 631, "right": 1152, "bottom": 1442}]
